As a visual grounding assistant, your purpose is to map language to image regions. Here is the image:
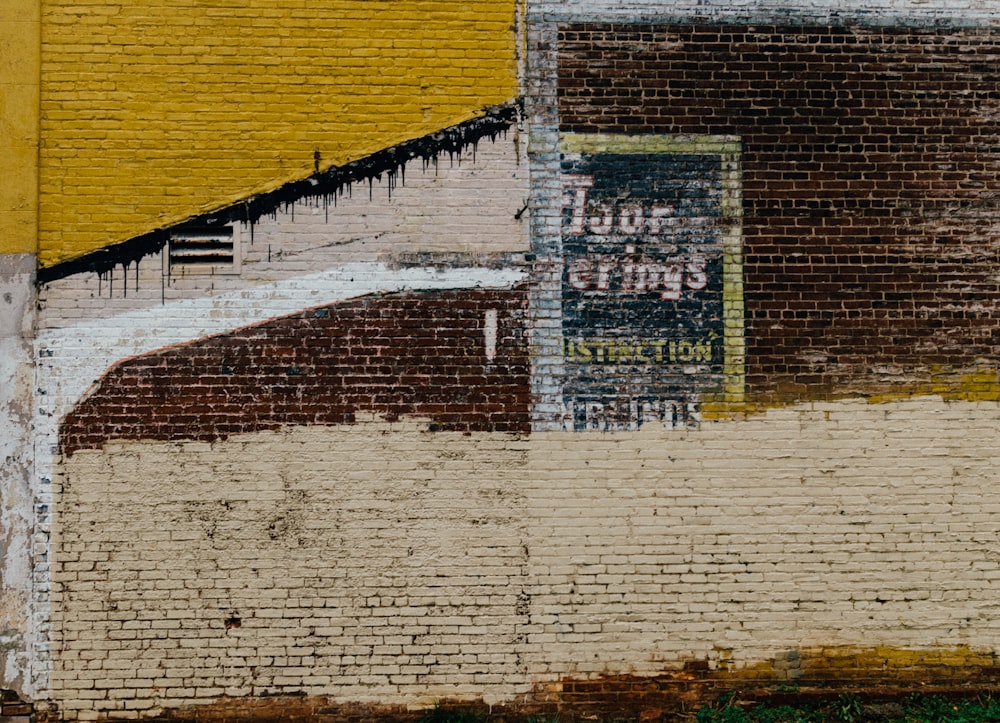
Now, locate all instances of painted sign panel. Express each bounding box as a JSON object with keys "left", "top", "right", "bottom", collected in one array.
[{"left": 560, "top": 135, "right": 744, "bottom": 431}]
